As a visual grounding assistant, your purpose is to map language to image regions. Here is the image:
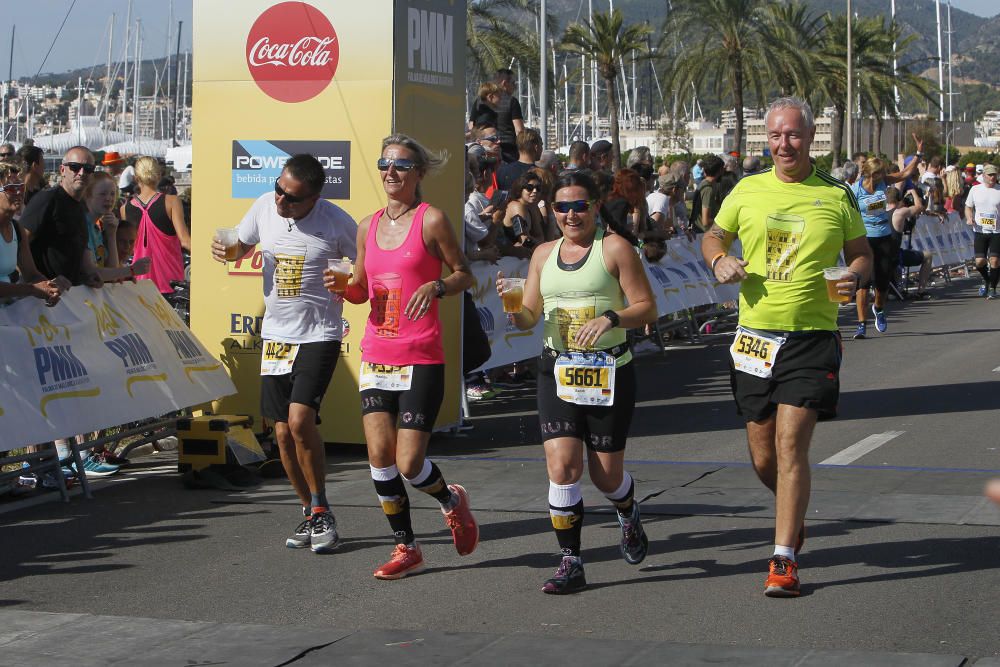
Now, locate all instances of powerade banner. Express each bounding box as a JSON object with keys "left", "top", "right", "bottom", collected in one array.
[
  {"left": 469, "top": 215, "right": 973, "bottom": 372},
  {"left": 231, "top": 139, "right": 350, "bottom": 199},
  {"left": 0, "top": 281, "right": 235, "bottom": 449}
]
